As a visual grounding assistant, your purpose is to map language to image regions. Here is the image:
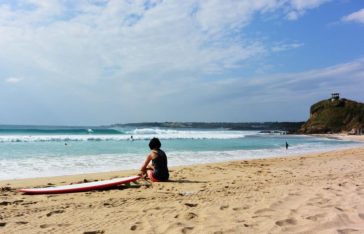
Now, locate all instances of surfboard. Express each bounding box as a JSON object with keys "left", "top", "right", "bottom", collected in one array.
[{"left": 18, "top": 175, "right": 141, "bottom": 194}]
